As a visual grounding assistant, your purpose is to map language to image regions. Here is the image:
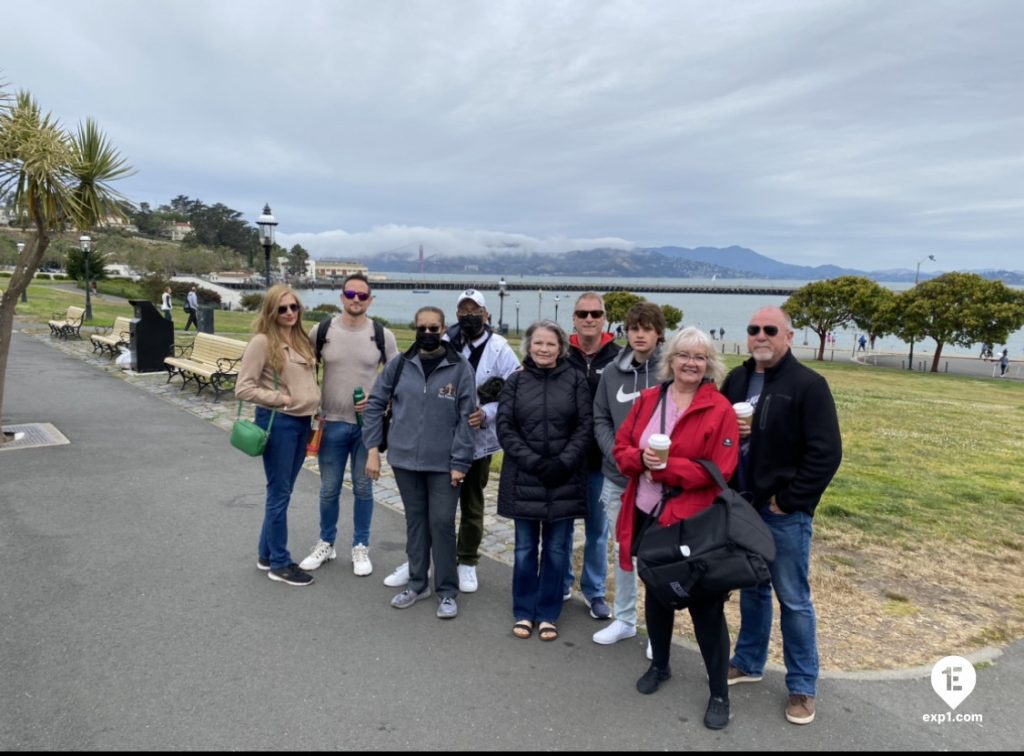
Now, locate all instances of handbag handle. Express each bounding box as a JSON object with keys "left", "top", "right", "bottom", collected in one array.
[
  {"left": 694, "top": 458, "right": 729, "bottom": 492},
  {"left": 236, "top": 370, "right": 279, "bottom": 433}
]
